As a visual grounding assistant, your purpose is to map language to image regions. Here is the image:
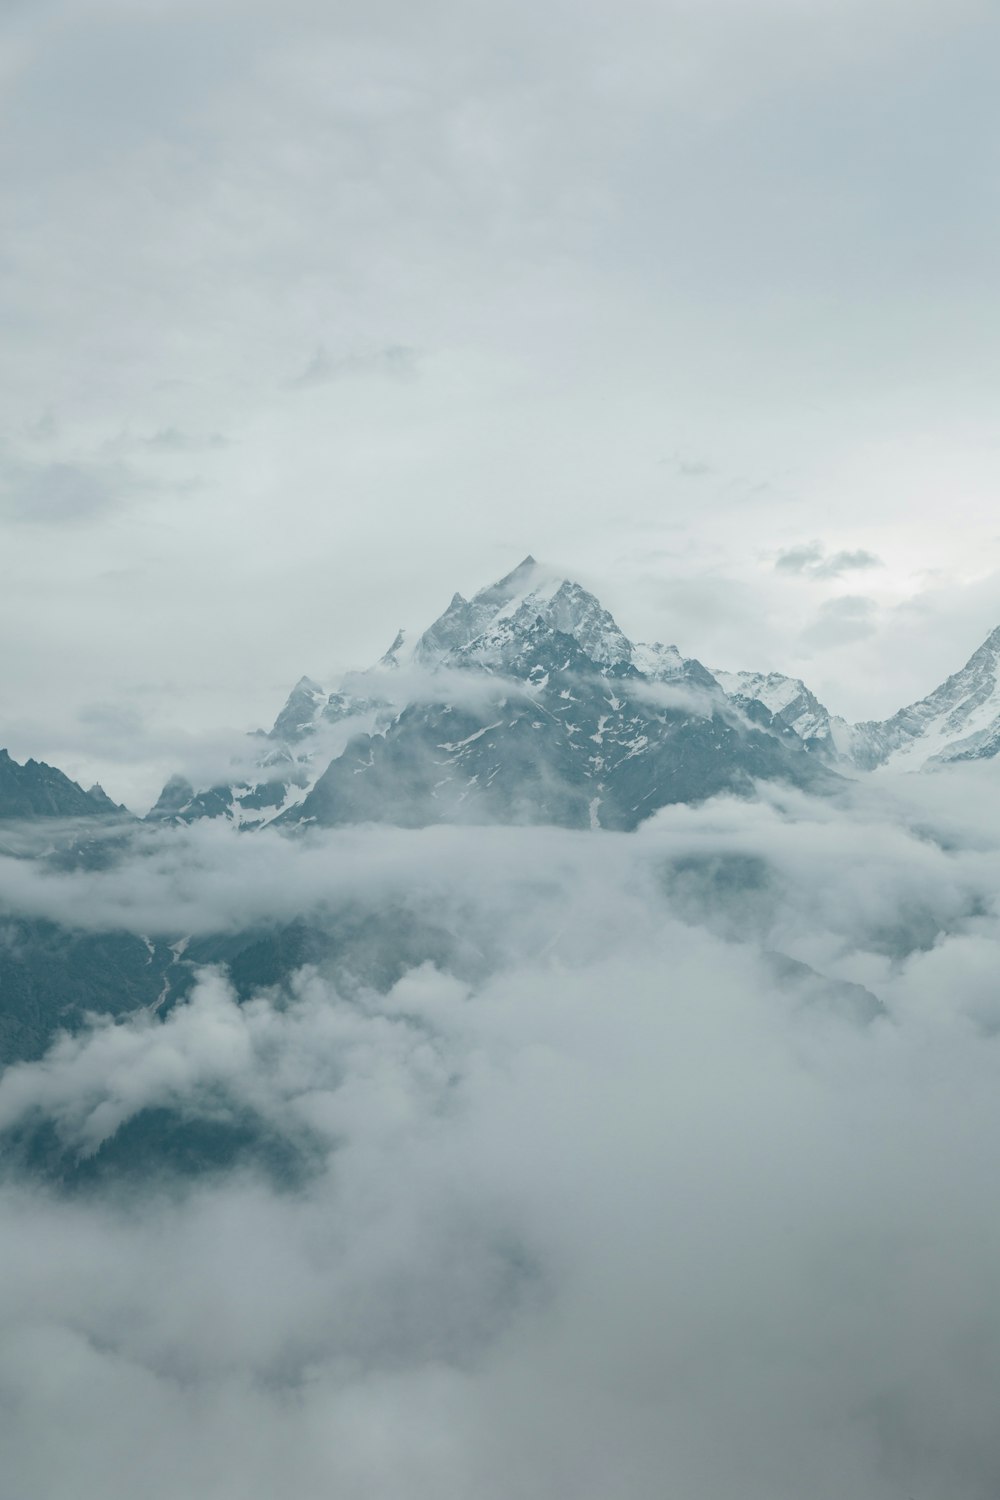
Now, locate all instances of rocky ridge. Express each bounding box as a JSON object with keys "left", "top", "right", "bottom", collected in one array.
[{"left": 145, "top": 557, "right": 833, "bottom": 832}]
